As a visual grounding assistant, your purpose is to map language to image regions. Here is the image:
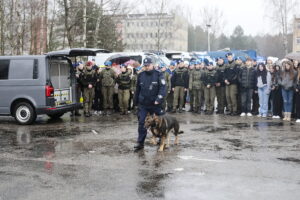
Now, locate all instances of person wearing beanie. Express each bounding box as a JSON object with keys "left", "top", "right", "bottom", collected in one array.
[
  {"left": 171, "top": 60, "right": 189, "bottom": 113},
  {"left": 201, "top": 62, "right": 217, "bottom": 115},
  {"left": 224, "top": 52, "right": 239, "bottom": 116},
  {"left": 99, "top": 61, "right": 117, "bottom": 115},
  {"left": 189, "top": 60, "right": 204, "bottom": 114},
  {"left": 81, "top": 61, "right": 97, "bottom": 117},
  {"left": 215, "top": 57, "right": 226, "bottom": 114}
]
